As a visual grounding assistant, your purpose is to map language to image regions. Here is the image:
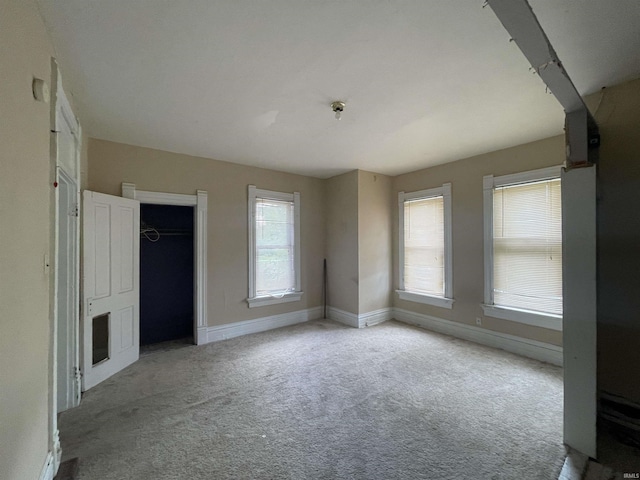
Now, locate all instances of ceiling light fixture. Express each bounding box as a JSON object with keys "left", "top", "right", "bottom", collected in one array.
[{"left": 331, "top": 101, "right": 345, "bottom": 120}]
